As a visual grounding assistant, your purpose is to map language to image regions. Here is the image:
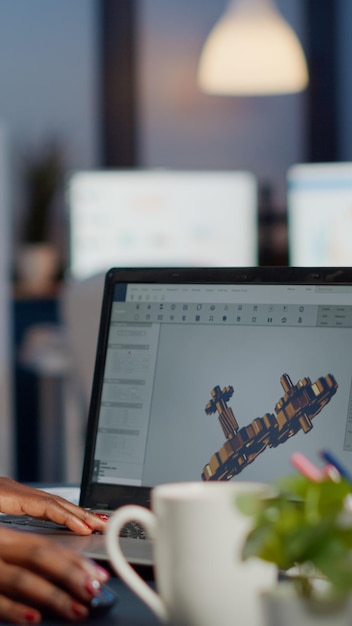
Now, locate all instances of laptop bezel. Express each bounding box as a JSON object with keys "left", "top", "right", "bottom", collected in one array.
[{"left": 79, "top": 265, "right": 352, "bottom": 511}]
